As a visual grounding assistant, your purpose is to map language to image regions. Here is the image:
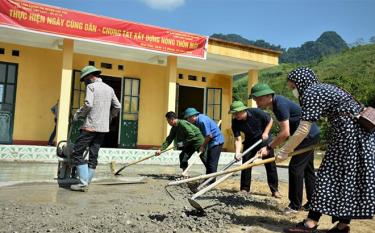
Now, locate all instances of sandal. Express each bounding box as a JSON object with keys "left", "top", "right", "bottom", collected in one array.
[{"left": 326, "top": 224, "right": 350, "bottom": 233}]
